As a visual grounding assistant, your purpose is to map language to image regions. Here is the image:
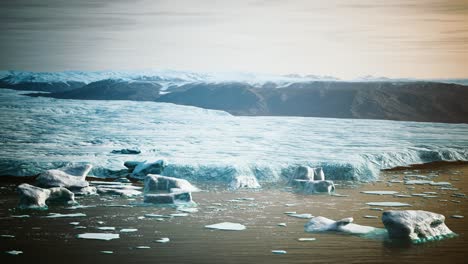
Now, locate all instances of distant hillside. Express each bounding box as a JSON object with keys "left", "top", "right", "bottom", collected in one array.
[
  {"left": 29, "top": 79, "right": 161, "bottom": 101},
  {"left": 157, "top": 81, "right": 468, "bottom": 123}
]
